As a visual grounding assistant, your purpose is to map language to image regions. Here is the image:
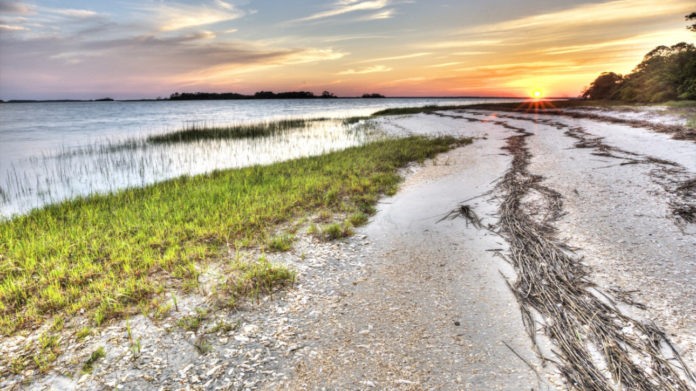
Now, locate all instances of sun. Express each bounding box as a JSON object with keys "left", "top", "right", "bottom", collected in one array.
[{"left": 532, "top": 90, "right": 542, "bottom": 99}]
